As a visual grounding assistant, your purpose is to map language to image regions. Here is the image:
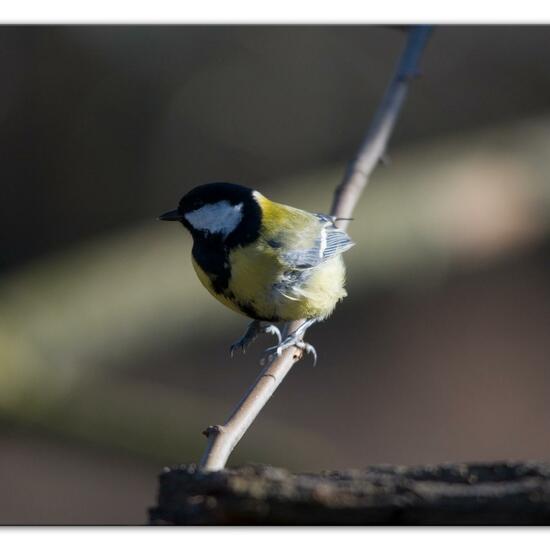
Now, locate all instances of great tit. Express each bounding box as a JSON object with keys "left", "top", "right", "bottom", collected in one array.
[{"left": 159, "top": 182, "right": 354, "bottom": 362}]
